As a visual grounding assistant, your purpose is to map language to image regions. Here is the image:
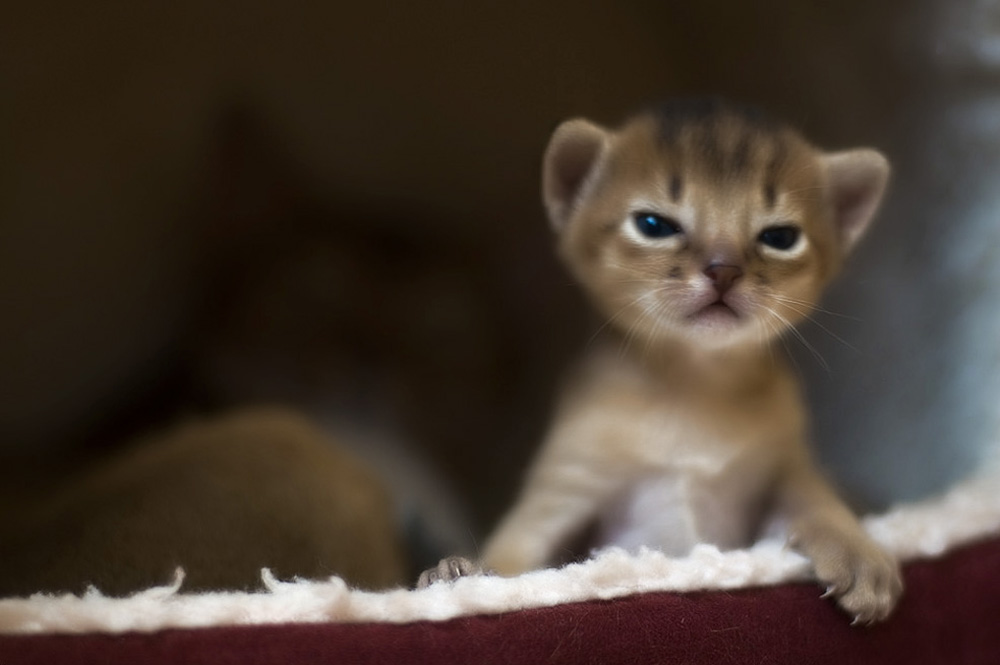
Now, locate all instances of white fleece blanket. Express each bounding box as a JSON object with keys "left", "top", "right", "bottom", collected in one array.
[{"left": 2, "top": 468, "right": 998, "bottom": 635}]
